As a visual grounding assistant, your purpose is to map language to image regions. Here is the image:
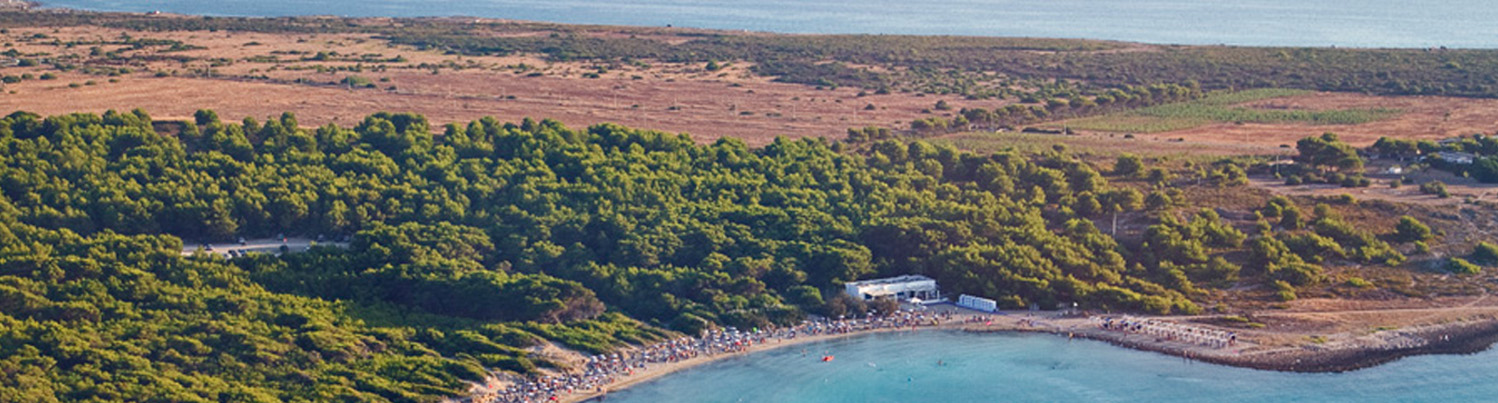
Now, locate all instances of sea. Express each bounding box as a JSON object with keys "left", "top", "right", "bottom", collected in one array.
[
  {"left": 606, "top": 330, "right": 1498, "bottom": 403},
  {"left": 33, "top": 0, "right": 1498, "bottom": 48}
]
